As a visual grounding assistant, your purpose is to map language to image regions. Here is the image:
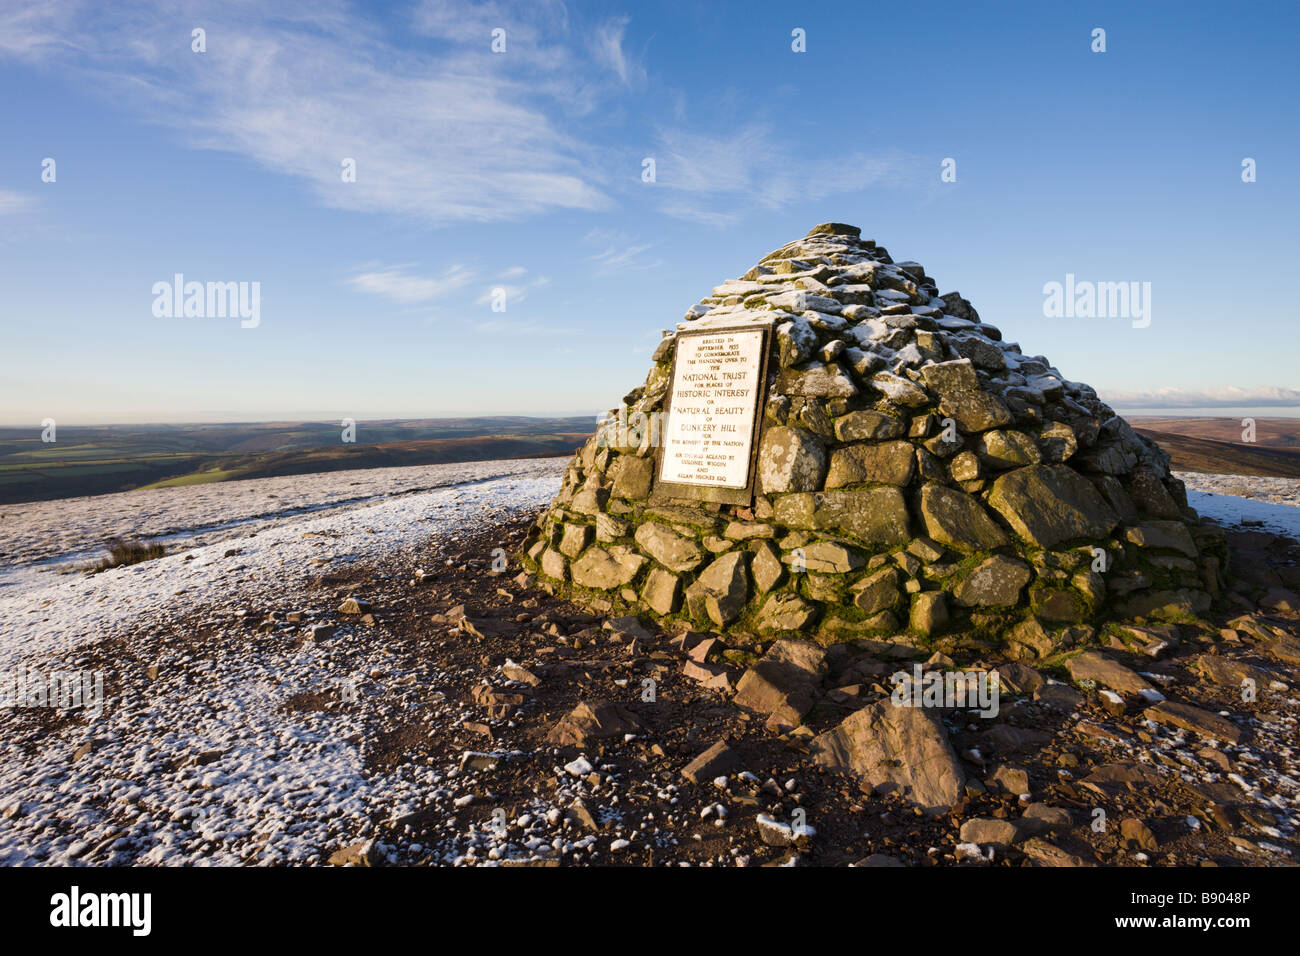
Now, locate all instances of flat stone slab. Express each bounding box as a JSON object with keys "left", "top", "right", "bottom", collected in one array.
[
  {"left": 733, "top": 639, "right": 827, "bottom": 726},
  {"left": 1142, "top": 701, "right": 1247, "bottom": 744},
  {"left": 681, "top": 739, "right": 741, "bottom": 784},
  {"left": 811, "top": 698, "right": 964, "bottom": 813},
  {"left": 1064, "top": 651, "right": 1154, "bottom": 696},
  {"left": 1078, "top": 761, "right": 1166, "bottom": 800},
  {"left": 545, "top": 700, "right": 643, "bottom": 748}
]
